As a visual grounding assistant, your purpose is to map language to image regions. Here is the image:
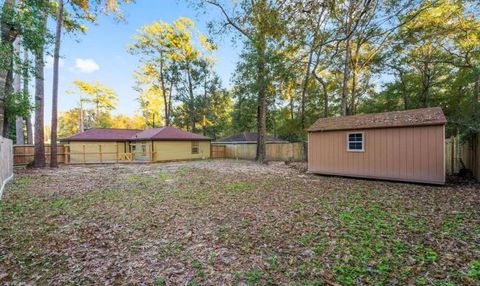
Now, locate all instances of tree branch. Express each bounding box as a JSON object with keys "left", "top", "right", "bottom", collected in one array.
[{"left": 205, "top": 0, "right": 252, "bottom": 41}]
